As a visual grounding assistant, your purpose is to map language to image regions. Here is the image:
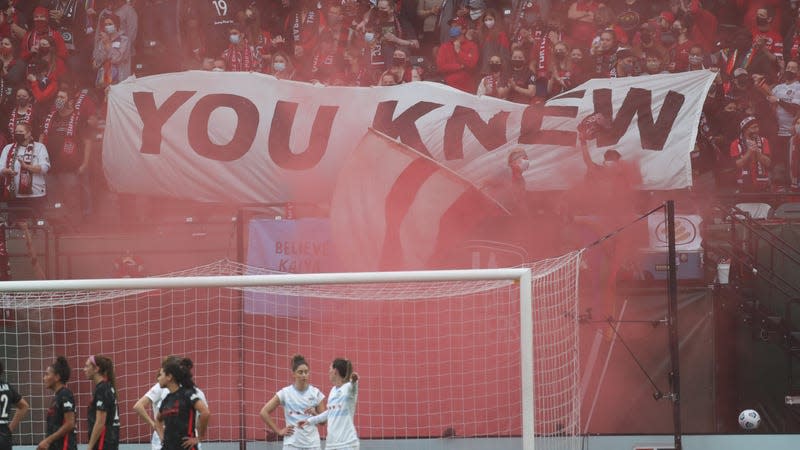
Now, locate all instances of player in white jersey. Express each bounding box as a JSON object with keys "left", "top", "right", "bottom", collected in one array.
[
  {"left": 300, "top": 358, "right": 359, "bottom": 450},
  {"left": 133, "top": 358, "right": 208, "bottom": 450},
  {"left": 260, "top": 355, "right": 325, "bottom": 450}
]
